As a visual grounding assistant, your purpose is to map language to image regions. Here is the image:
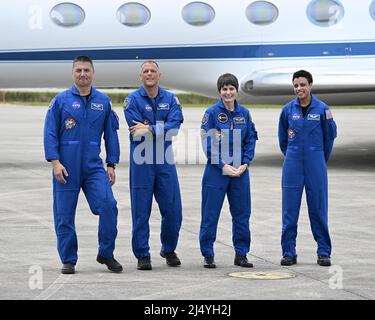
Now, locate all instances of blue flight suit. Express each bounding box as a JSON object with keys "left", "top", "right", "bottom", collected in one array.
[
  {"left": 124, "top": 86, "right": 183, "bottom": 259},
  {"left": 278, "top": 94, "right": 337, "bottom": 258},
  {"left": 44, "top": 85, "right": 120, "bottom": 265},
  {"left": 200, "top": 99, "right": 258, "bottom": 258}
]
